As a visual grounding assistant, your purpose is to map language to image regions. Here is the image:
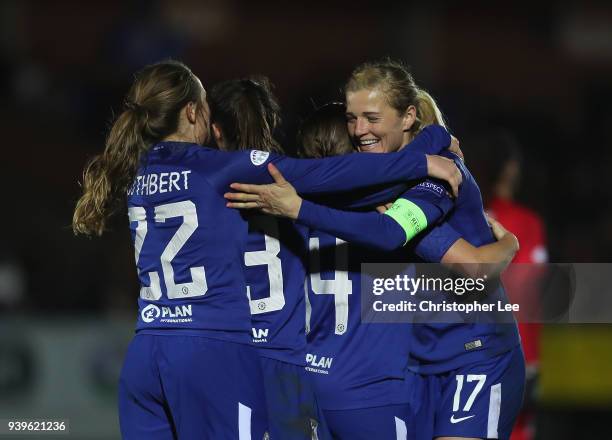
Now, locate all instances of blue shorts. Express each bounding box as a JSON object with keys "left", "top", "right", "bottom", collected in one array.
[
  {"left": 414, "top": 345, "right": 525, "bottom": 440},
  {"left": 322, "top": 404, "right": 415, "bottom": 440},
  {"left": 118, "top": 334, "right": 268, "bottom": 439},
  {"left": 259, "top": 356, "right": 321, "bottom": 439}
]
